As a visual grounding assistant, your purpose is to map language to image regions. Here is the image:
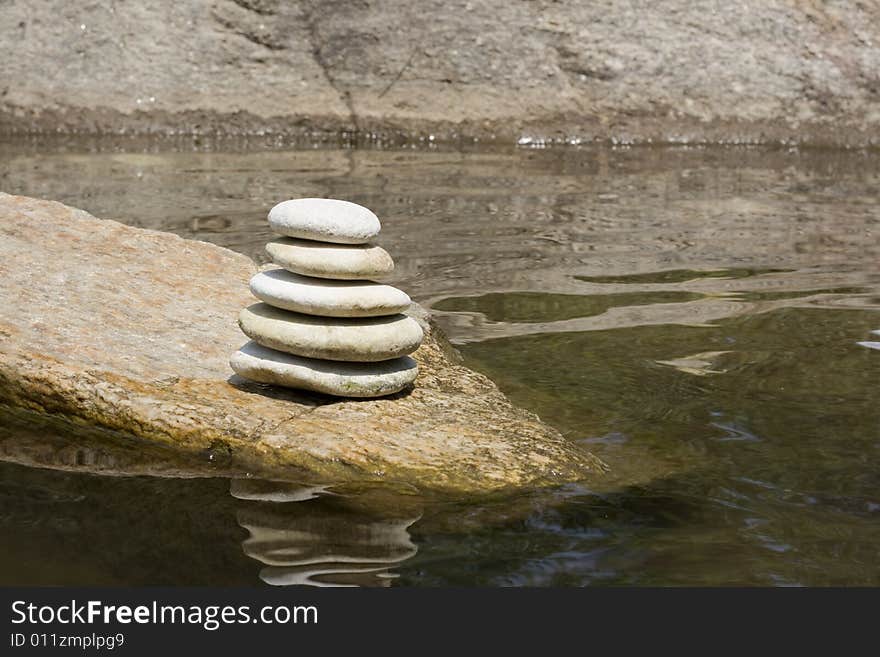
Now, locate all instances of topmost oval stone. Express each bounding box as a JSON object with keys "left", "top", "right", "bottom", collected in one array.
[{"left": 268, "top": 198, "right": 381, "bottom": 244}]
